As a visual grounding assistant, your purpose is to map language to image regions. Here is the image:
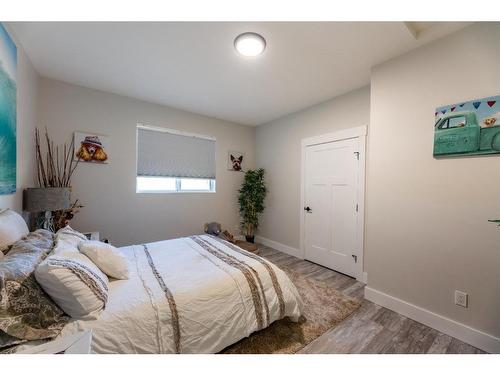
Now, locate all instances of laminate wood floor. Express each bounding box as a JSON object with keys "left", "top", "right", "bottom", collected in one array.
[{"left": 257, "top": 245, "right": 486, "bottom": 354}]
